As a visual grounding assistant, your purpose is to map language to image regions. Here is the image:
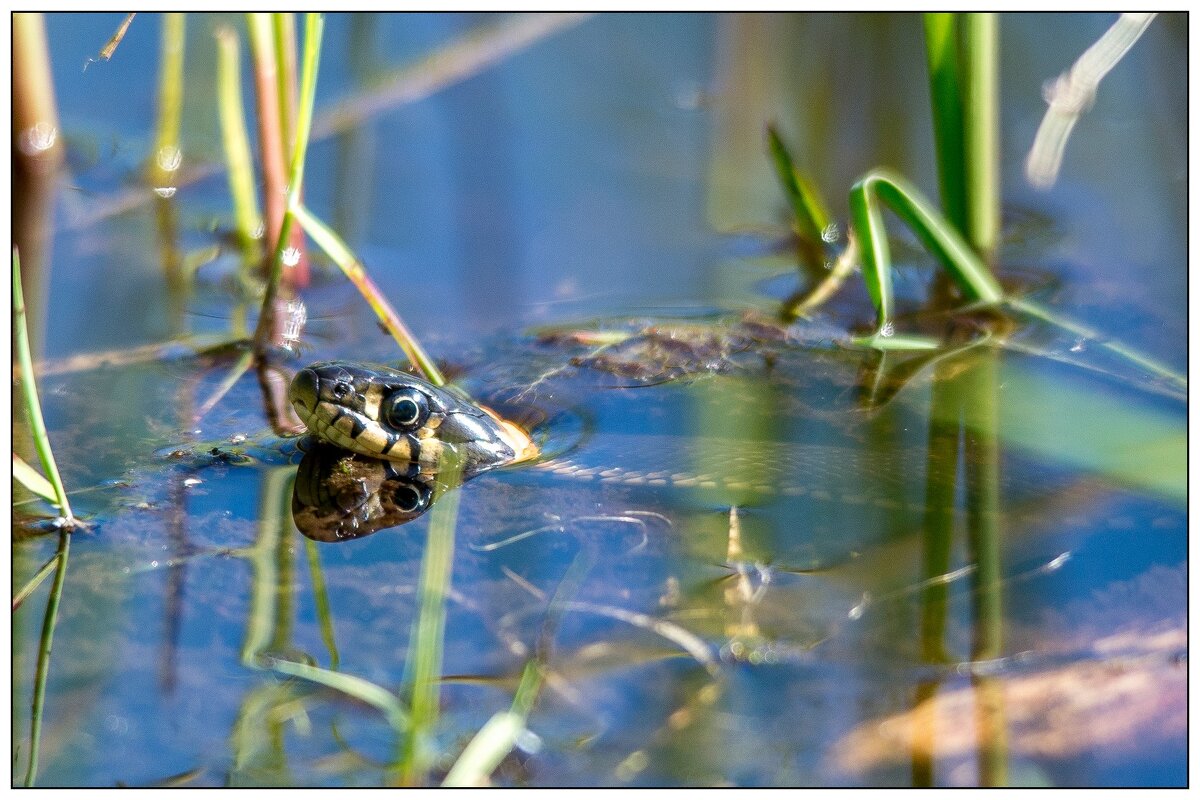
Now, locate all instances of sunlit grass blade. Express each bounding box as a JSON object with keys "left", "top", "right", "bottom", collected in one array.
[
  {"left": 848, "top": 168, "right": 1003, "bottom": 347},
  {"left": 242, "top": 12, "right": 447, "bottom": 389},
  {"left": 292, "top": 204, "right": 446, "bottom": 386},
  {"left": 1025, "top": 13, "right": 1156, "bottom": 189},
  {"left": 961, "top": 12, "right": 999, "bottom": 256},
  {"left": 445, "top": 537, "right": 596, "bottom": 786},
  {"left": 13, "top": 248, "right": 78, "bottom": 524},
  {"left": 781, "top": 232, "right": 859, "bottom": 320},
  {"left": 265, "top": 656, "right": 409, "bottom": 732},
  {"left": 556, "top": 601, "right": 718, "bottom": 675},
  {"left": 766, "top": 124, "right": 832, "bottom": 252},
  {"left": 13, "top": 453, "right": 57, "bottom": 504},
  {"left": 215, "top": 23, "right": 263, "bottom": 258},
  {"left": 442, "top": 661, "right": 543, "bottom": 787}
]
